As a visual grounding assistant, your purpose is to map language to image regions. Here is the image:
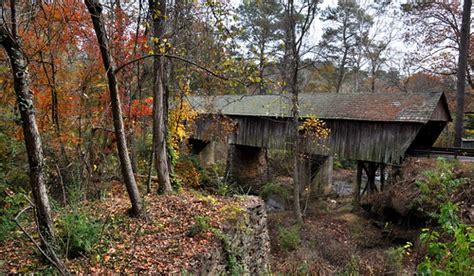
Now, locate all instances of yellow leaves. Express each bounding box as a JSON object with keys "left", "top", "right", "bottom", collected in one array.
[
  {"left": 248, "top": 76, "right": 262, "bottom": 84},
  {"left": 149, "top": 37, "right": 172, "bottom": 54},
  {"left": 299, "top": 115, "right": 331, "bottom": 140},
  {"left": 168, "top": 80, "right": 198, "bottom": 153}
]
